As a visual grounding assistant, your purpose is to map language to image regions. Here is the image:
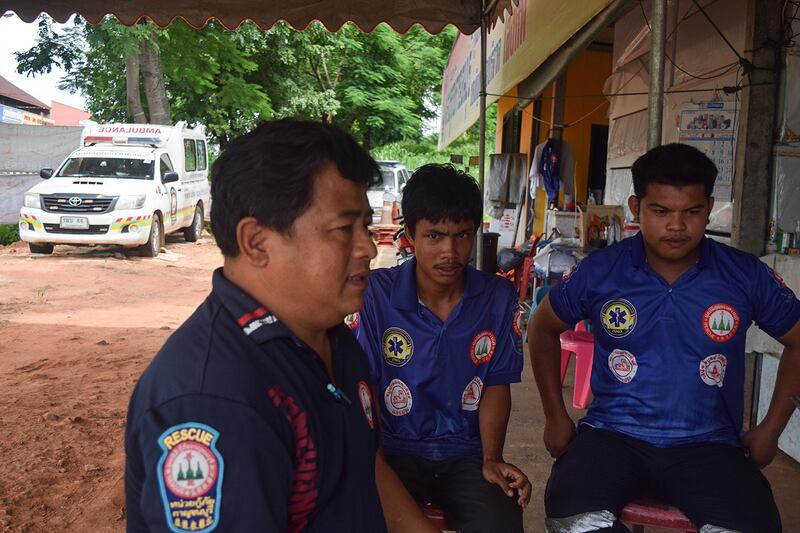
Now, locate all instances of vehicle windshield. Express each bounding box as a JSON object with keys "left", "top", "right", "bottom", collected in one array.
[
  {"left": 57, "top": 157, "right": 155, "bottom": 180},
  {"left": 370, "top": 169, "right": 395, "bottom": 191}
]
